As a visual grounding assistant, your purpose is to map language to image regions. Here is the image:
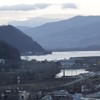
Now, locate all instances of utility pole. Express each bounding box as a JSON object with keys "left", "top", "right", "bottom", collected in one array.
[{"left": 17, "top": 76, "right": 20, "bottom": 90}]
